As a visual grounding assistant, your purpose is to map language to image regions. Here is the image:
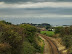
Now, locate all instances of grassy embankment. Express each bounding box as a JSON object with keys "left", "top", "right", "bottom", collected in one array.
[
  {"left": 36, "top": 36, "right": 44, "bottom": 54},
  {"left": 55, "top": 26, "right": 72, "bottom": 54}
]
